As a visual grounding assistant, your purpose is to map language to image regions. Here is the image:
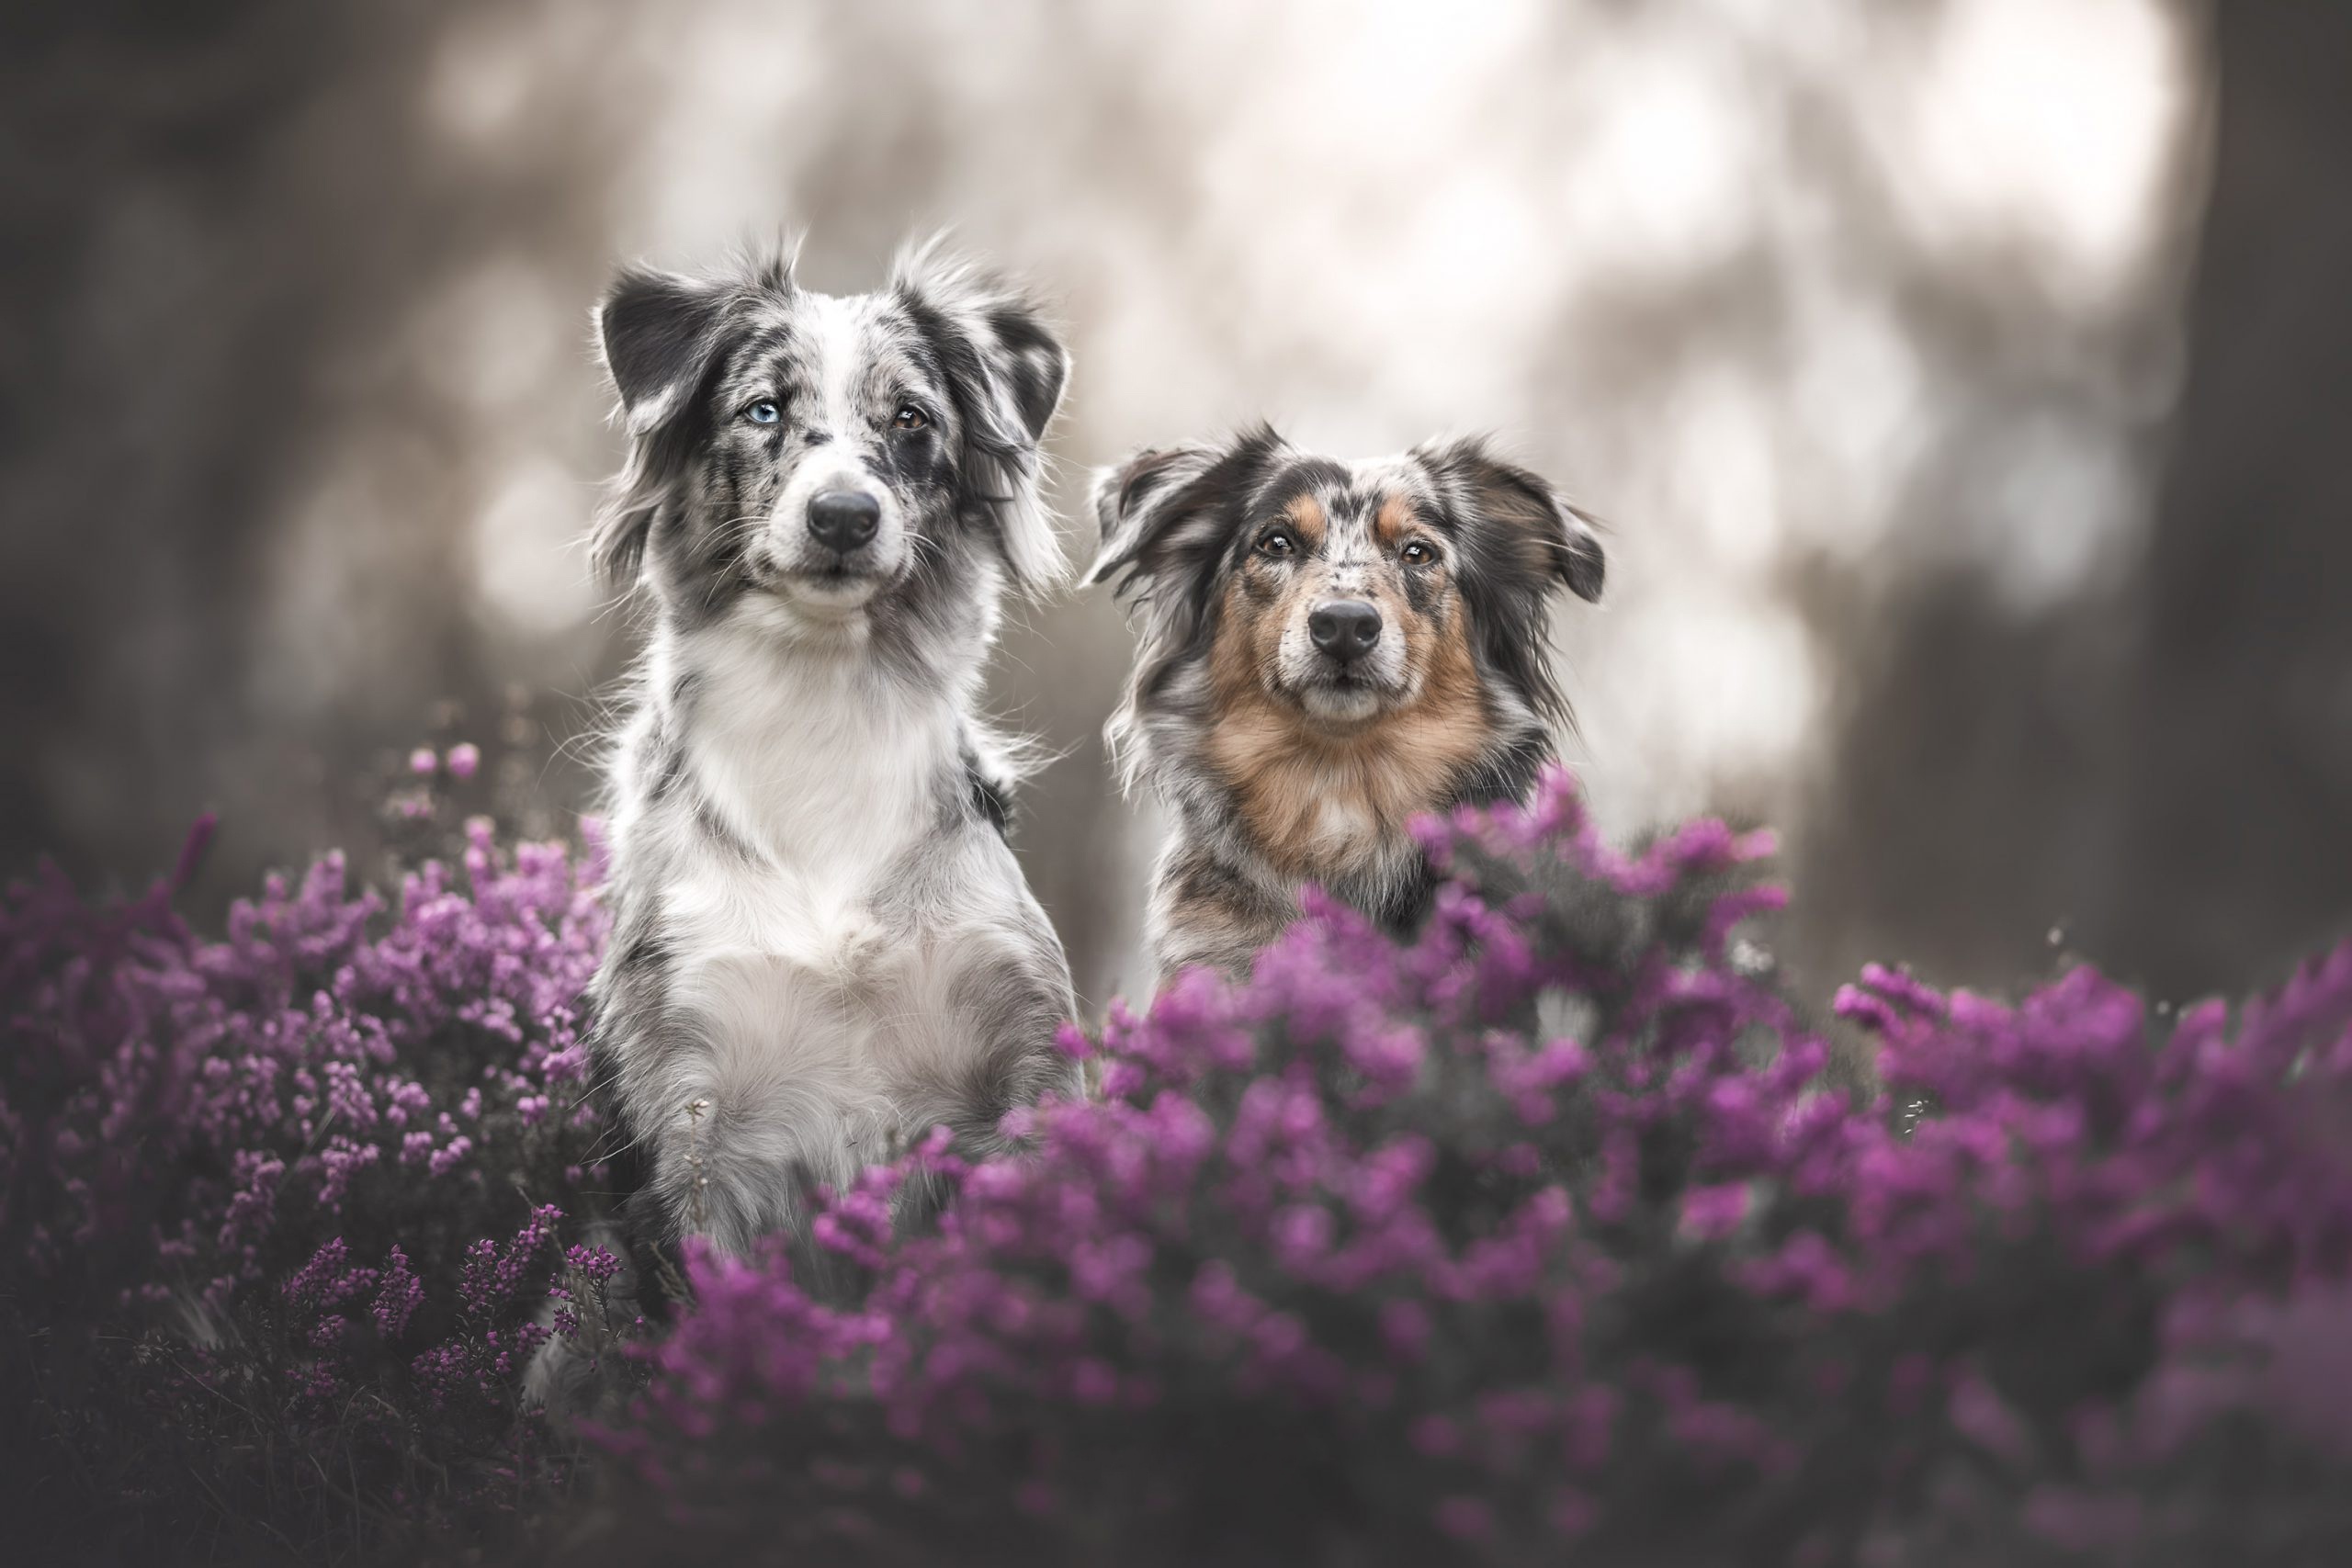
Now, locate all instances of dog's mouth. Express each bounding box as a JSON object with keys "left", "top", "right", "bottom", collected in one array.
[
  {"left": 1287, "top": 663, "right": 1403, "bottom": 725},
  {"left": 762, "top": 557, "right": 893, "bottom": 605},
  {"left": 795, "top": 559, "right": 881, "bottom": 586}
]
